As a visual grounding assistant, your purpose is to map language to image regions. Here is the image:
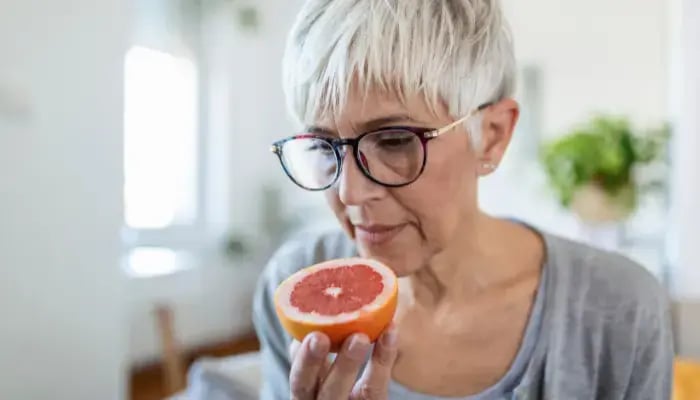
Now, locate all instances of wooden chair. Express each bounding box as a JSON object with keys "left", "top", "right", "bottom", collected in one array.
[{"left": 155, "top": 304, "right": 186, "bottom": 397}]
